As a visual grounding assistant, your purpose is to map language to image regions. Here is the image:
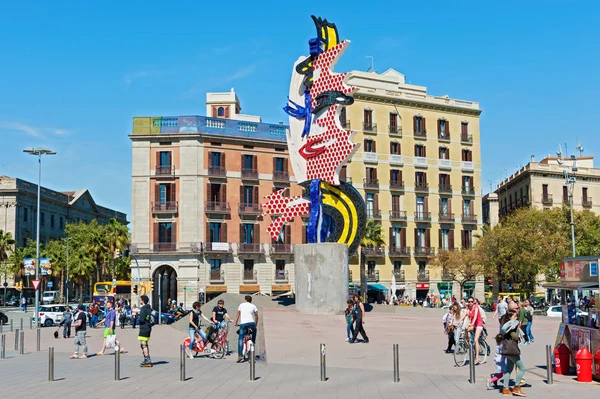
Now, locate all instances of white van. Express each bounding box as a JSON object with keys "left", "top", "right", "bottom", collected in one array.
[{"left": 42, "top": 291, "right": 60, "bottom": 304}]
